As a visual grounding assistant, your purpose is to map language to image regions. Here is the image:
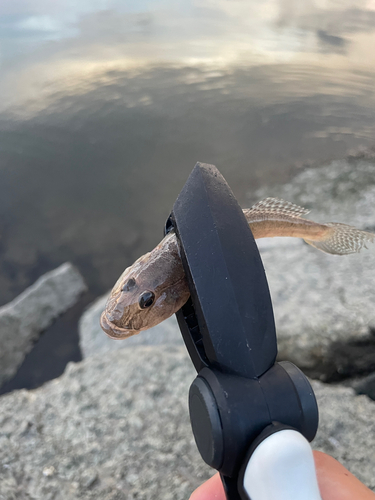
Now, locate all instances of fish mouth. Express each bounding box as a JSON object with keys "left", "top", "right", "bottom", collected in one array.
[{"left": 100, "top": 311, "right": 139, "bottom": 340}]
